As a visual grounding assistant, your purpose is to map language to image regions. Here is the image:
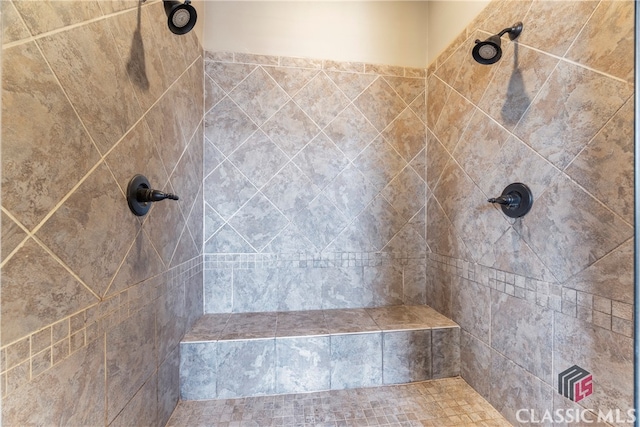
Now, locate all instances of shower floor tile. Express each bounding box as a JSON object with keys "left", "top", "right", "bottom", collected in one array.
[{"left": 167, "top": 377, "right": 511, "bottom": 427}]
